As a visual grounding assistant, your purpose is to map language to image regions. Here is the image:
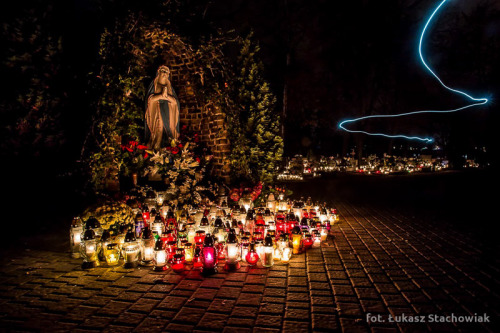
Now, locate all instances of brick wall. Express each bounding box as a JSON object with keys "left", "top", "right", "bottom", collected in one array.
[{"left": 160, "top": 37, "right": 231, "bottom": 181}]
